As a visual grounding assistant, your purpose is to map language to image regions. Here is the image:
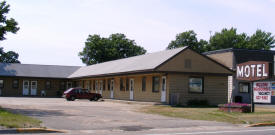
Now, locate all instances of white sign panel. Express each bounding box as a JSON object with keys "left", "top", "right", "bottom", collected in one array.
[{"left": 253, "top": 82, "right": 271, "bottom": 103}]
